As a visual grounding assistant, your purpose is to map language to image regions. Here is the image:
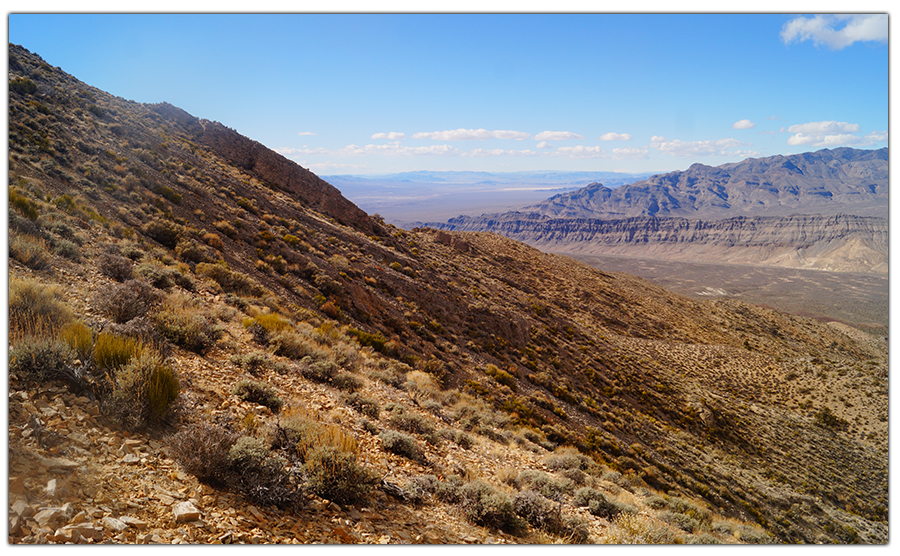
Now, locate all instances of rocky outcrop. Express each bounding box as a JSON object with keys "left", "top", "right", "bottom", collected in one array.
[
  {"left": 194, "top": 120, "right": 373, "bottom": 234},
  {"left": 437, "top": 214, "right": 888, "bottom": 274}
]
